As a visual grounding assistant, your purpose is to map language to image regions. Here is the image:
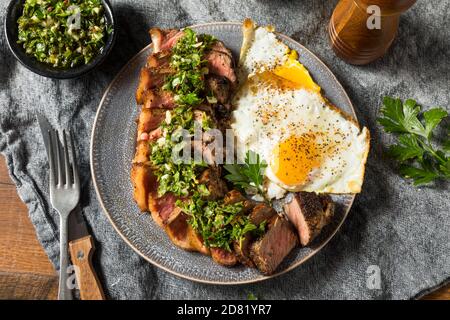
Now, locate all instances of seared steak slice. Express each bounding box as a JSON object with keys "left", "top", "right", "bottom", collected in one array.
[
  {"left": 160, "top": 30, "right": 184, "bottom": 52},
  {"left": 224, "top": 189, "right": 245, "bottom": 204},
  {"left": 136, "top": 68, "right": 172, "bottom": 105},
  {"left": 210, "top": 248, "right": 238, "bottom": 266},
  {"left": 150, "top": 28, "right": 184, "bottom": 53},
  {"left": 165, "top": 212, "right": 209, "bottom": 255},
  {"left": 143, "top": 89, "right": 175, "bottom": 109},
  {"left": 205, "top": 41, "right": 237, "bottom": 87},
  {"left": 133, "top": 141, "right": 150, "bottom": 164},
  {"left": 198, "top": 167, "right": 228, "bottom": 200},
  {"left": 249, "top": 203, "right": 276, "bottom": 225},
  {"left": 233, "top": 236, "right": 254, "bottom": 267},
  {"left": 147, "top": 51, "right": 171, "bottom": 68},
  {"left": 214, "top": 103, "right": 232, "bottom": 121},
  {"left": 250, "top": 216, "right": 298, "bottom": 275},
  {"left": 133, "top": 28, "right": 245, "bottom": 269},
  {"left": 192, "top": 139, "right": 215, "bottom": 165},
  {"left": 131, "top": 164, "right": 152, "bottom": 212},
  {"left": 148, "top": 192, "right": 182, "bottom": 227},
  {"left": 136, "top": 67, "right": 152, "bottom": 104},
  {"left": 133, "top": 109, "right": 165, "bottom": 164},
  {"left": 284, "top": 192, "right": 335, "bottom": 246},
  {"left": 233, "top": 203, "right": 275, "bottom": 267},
  {"left": 223, "top": 190, "right": 256, "bottom": 214},
  {"left": 137, "top": 108, "right": 165, "bottom": 138},
  {"left": 207, "top": 75, "right": 231, "bottom": 104}
]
